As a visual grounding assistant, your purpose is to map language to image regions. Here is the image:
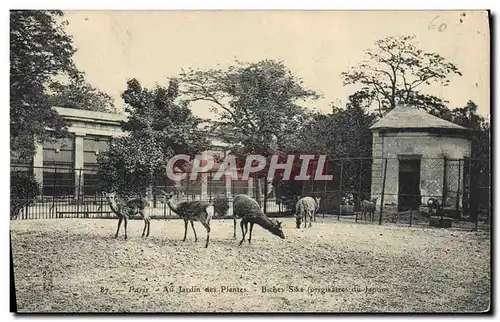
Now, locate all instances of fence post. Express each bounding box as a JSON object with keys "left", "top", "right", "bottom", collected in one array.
[
  {"left": 356, "top": 158, "right": 363, "bottom": 223},
  {"left": 442, "top": 156, "right": 447, "bottom": 208},
  {"left": 441, "top": 157, "right": 447, "bottom": 227},
  {"left": 263, "top": 177, "right": 268, "bottom": 214},
  {"left": 456, "top": 159, "right": 461, "bottom": 212},
  {"left": 208, "top": 172, "right": 213, "bottom": 203},
  {"left": 76, "top": 168, "right": 82, "bottom": 218},
  {"left": 186, "top": 175, "right": 190, "bottom": 202},
  {"left": 323, "top": 168, "right": 327, "bottom": 220},
  {"left": 378, "top": 158, "right": 388, "bottom": 225},
  {"left": 51, "top": 167, "right": 57, "bottom": 219},
  {"left": 99, "top": 191, "right": 104, "bottom": 218},
  {"left": 338, "top": 160, "right": 344, "bottom": 221}
]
